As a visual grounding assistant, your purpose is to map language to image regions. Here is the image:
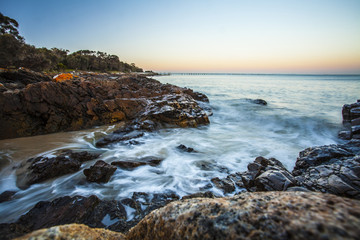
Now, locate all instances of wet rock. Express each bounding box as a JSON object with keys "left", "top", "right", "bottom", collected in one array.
[
  {"left": 96, "top": 127, "right": 144, "bottom": 147},
  {"left": 181, "top": 191, "right": 218, "bottom": 200},
  {"left": 218, "top": 156, "right": 297, "bottom": 193},
  {"left": 118, "top": 192, "right": 181, "bottom": 230},
  {"left": 0, "top": 195, "right": 127, "bottom": 240},
  {"left": 341, "top": 100, "right": 360, "bottom": 140},
  {"left": 292, "top": 140, "right": 360, "bottom": 199},
  {"left": 211, "top": 177, "right": 236, "bottom": 194},
  {"left": 251, "top": 98, "right": 267, "bottom": 105},
  {"left": 111, "top": 156, "right": 164, "bottom": 170},
  {"left": 176, "top": 144, "right": 196, "bottom": 153},
  {"left": 83, "top": 160, "right": 117, "bottom": 183},
  {"left": 15, "top": 224, "right": 126, "bottom": 240},
  {"left": 15, "top": 150, "right": 100, "bottom": 189},
  {"left": 338, "top": 130, "right": 352, "bottom": 140},
  {"left": 0, "top": 70, "right": 210, "bottom": 140},
  {"left": 0, "top": 190, "right": 16, "bottom": 203},
  {"left": 127, "top": 191, "right": 360, "bottom": 240}
]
